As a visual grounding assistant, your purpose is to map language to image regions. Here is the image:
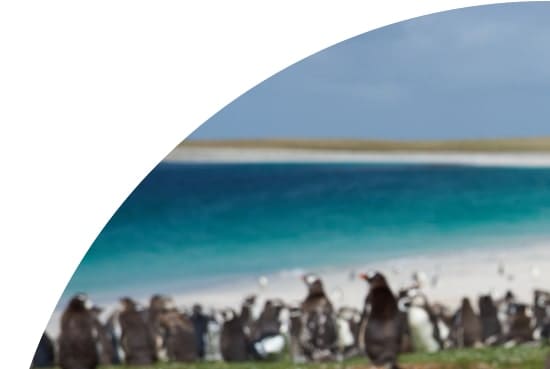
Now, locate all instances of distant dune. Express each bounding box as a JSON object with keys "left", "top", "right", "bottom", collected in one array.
[
  {"left": 166, "top": 138, "right": 550, "bottom": 166},
  {"left": 179, "top": 137, "right": 550, "bottom": 152}
]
